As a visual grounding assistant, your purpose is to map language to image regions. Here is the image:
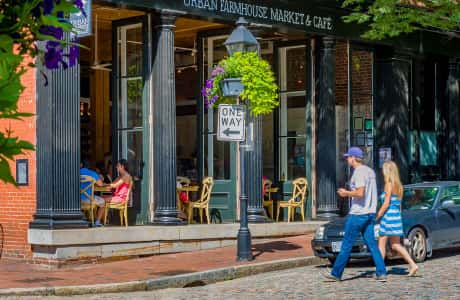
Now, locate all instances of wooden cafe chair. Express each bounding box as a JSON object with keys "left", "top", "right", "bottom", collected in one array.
[
  {"left": 276, "top": 177, "right": 308, "bottom": 222},
  {"left": 103, "top": 182, "right": 133, "bottom": 227},
  {"left": 263, "top": 178, "right": 274, "bottom": 219},
  {"left": 188, "top": 176, "right": 214, "bottom": 224},
  {"left": 80, "top": 175, "right": 97, "bottom": 225}
]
